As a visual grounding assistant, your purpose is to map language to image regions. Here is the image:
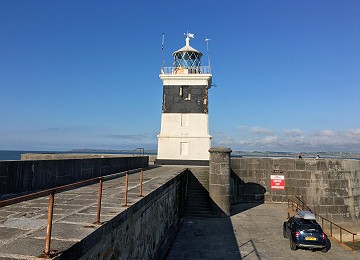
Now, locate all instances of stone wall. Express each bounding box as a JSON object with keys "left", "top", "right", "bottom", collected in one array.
[
  {"left": 0, "top": 156, "right": 148, "bottom": 197},
  {"left": 230, "top": 157, "right": 360, "bottom": 222},
  {"left": 57, "top": 170, "right": 187, "bottom": 260},
  {"left": 209, "top": 147, "right": 232, "bottom": 216},
  {"left": 21, "top": 153, "right": 157, "bottom": 165}
]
